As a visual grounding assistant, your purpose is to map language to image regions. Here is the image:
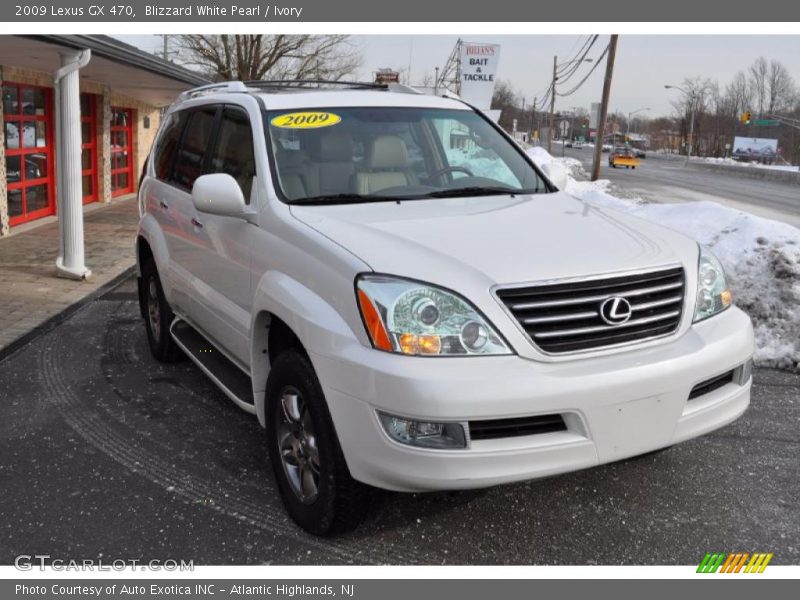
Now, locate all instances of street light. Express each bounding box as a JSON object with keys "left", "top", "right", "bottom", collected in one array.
[
  {"left": 548, "top": 56, "right": 593, "bottom": 153},
  {"left": 665, "top": 84, "right": 693, "bottom": 167},
  {"left": 626, "top": 107, "right": 650, "bottom": 138}
]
